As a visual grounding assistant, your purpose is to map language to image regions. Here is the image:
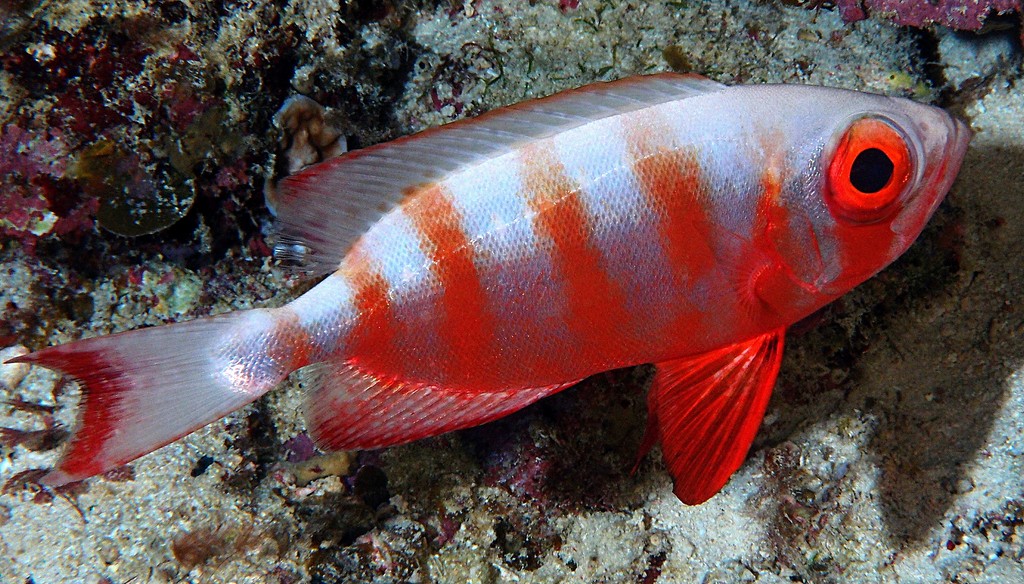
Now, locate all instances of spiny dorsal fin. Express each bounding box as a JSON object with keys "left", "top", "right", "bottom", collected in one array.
[{"left": 273, "top": 73, "right": 727, "bottom": 274}]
